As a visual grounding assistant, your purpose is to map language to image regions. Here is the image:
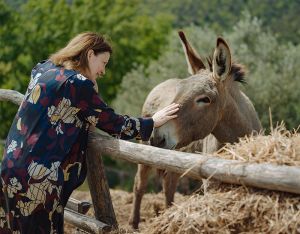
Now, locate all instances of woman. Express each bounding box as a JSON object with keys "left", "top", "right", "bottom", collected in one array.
[{"left": 0, "top": 32, "right": 179, "bottom": 233}]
